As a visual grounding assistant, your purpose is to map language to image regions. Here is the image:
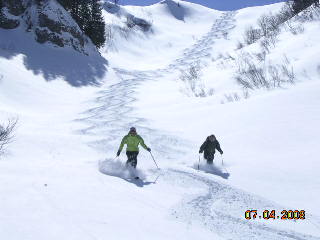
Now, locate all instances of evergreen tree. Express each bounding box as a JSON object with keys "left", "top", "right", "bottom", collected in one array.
[
  {"left": 0, "top": 0, "right": 3, "bottom": 22},
  {"left": 57, "top": 0, "right": 84, "bottom": 23},
  {"left": 85, "top": 0, "right": 105, "bottom": 48},
  {"left": 57, "top": 0, "right": 72, "bottom": 11},
  {"left": 78, "top": 0, "right": 90, "bottom": 30},
  {"left": 57, "top": 0, "right": 105, "bottom": 48},
  {"left": 292, "top": 0, "right": 319, "bottom": 14}
]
